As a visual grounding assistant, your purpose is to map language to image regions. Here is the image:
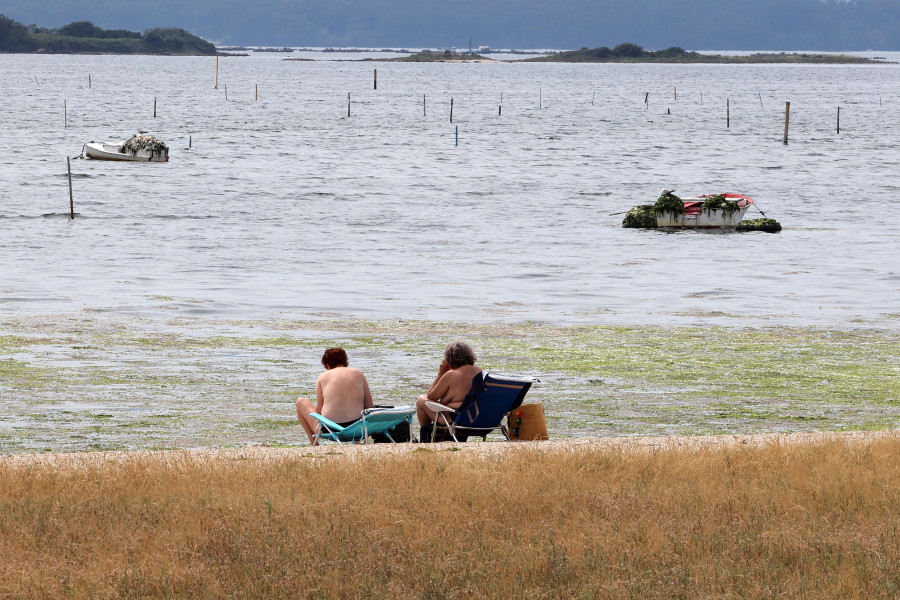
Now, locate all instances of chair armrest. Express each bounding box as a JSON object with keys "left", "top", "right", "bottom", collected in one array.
[
  {"left": 310, "top": 413, "right": 343, "bottom": 431},
  {"left": 362, "top": 405, "right": 416, "bottom": 416},
  {"left": 424, "top": 401, "right": 456, "bottom": 414}
]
